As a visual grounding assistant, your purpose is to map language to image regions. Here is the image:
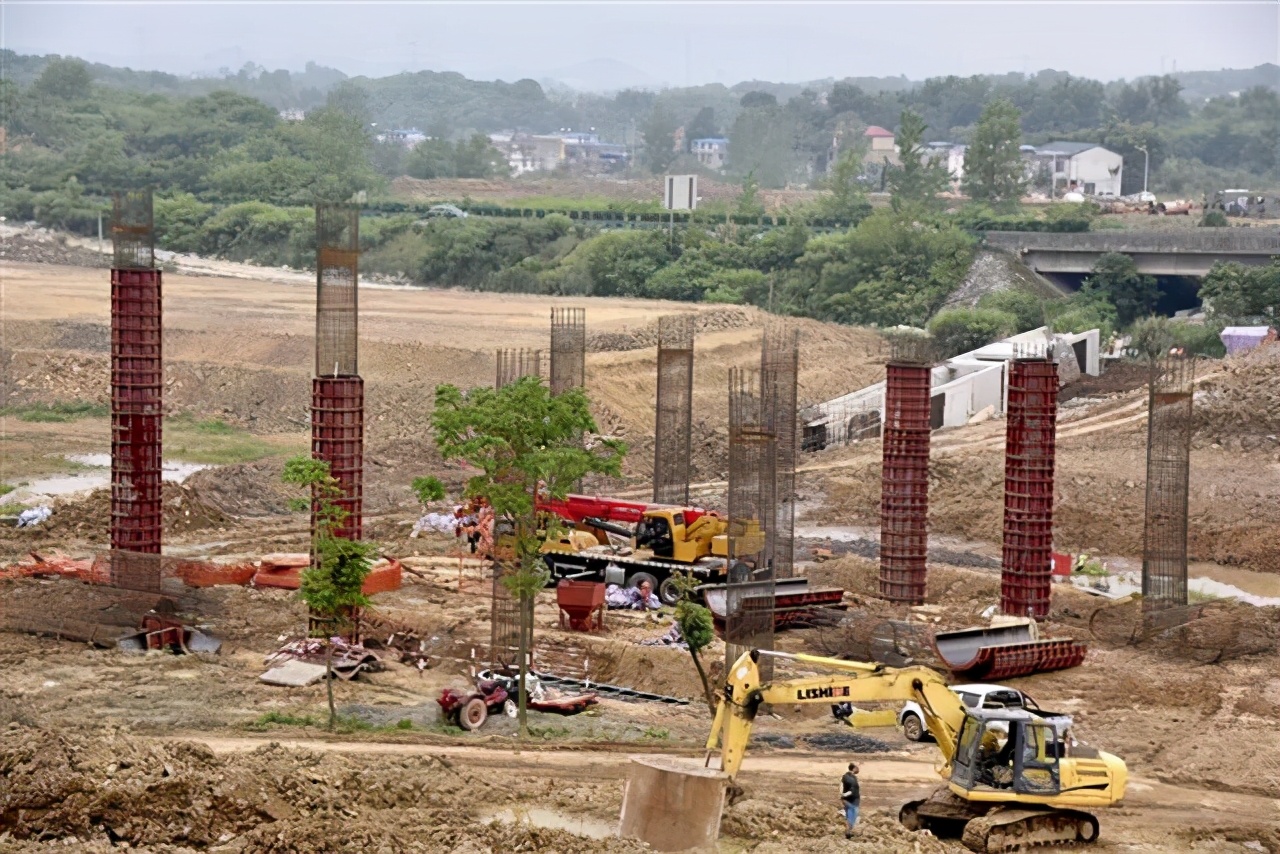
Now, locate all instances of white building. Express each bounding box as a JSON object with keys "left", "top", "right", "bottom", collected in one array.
[
  {"left": 377, "top": 128, "right": 428, "bottom": 148},
  {"left": 489, "top": 132, "right": 565, "bottom": 175},
  {"left": 691, "top": 137, "right": 729, "bottom": 171},
  {"left": 1034, "top": 142, "right": 1124, "bottom": 197},
  {"left": 923, "top": 142, "right": 967, "bottom": 187}
]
